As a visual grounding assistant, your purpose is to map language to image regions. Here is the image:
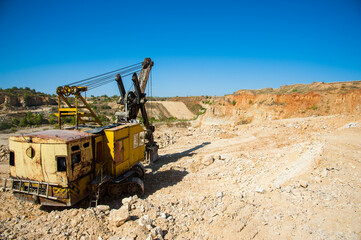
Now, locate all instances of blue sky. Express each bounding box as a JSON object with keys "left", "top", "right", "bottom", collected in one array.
[{"left": 0, "top": 0, "right": 360, "bottom": 97}]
